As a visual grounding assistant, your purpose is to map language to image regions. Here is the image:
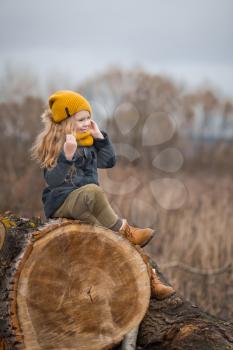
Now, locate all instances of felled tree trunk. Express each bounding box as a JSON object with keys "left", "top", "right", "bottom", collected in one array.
[
  {"left": 0, "top": 214, "right": 150, "bottom": 350},
  {"left": 0, "top": 213, "right": 233, "bottom": 350},
  {"left": 137, "top": 270, "right": 233, "bottom": 350}
]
